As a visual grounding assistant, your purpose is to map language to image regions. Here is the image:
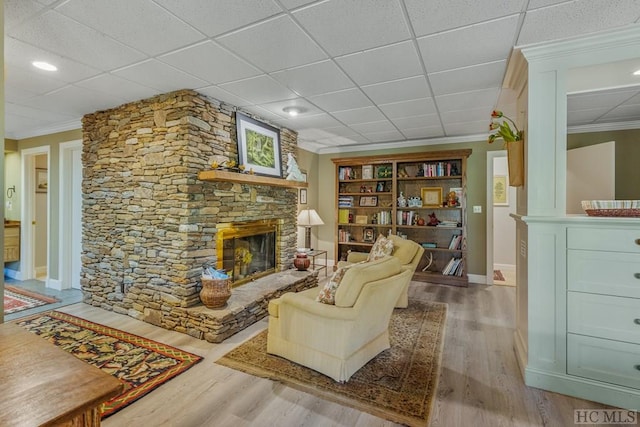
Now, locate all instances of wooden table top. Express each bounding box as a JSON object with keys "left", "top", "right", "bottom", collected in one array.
[{"left": 0, "top": 322, "right": 124, "bottom": 426}]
